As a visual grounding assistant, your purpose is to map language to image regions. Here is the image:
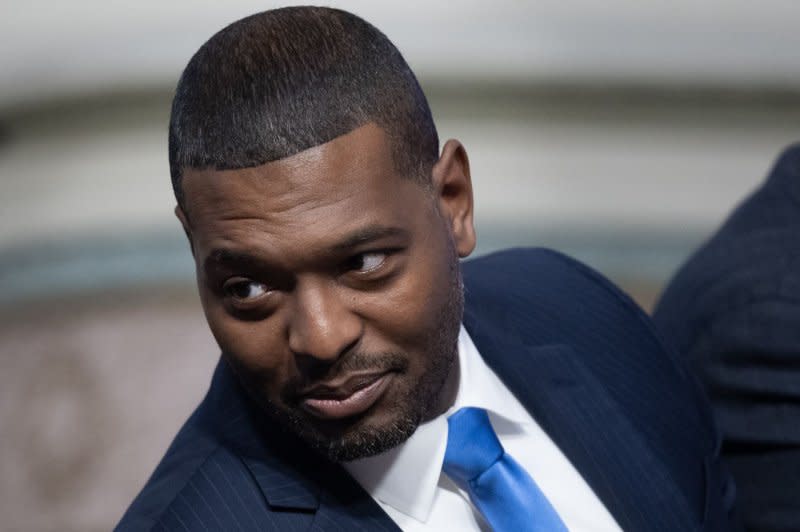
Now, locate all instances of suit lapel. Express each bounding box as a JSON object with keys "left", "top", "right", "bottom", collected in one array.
[
  {"left": 241, "top": 439, "right": 399, "bottom": 532},
  {"left": 463, "top": 308, "right": 696, "bottom": 532},
  {"left": 210, "top": 360, "right": 399, "bottom": 530},
  {"left": 309, "top": 464, "right": 402, "bottom": 532},
  {"left": 238, "top": 434, "right": 399, "bottom": 532},
  {"left": 212, "top": 362, "right": 322, "bottom": 511}
]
